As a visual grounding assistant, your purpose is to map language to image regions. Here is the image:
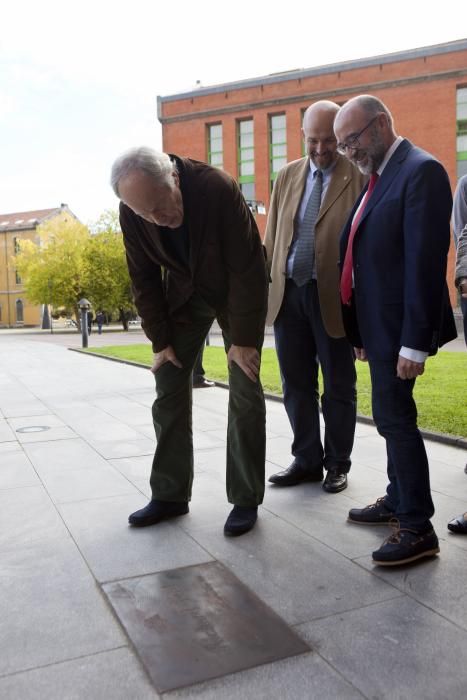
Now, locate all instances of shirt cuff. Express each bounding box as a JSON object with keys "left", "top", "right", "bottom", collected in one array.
[{"left": 399, "top": 347, "right": 428, "bottom": 363}]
